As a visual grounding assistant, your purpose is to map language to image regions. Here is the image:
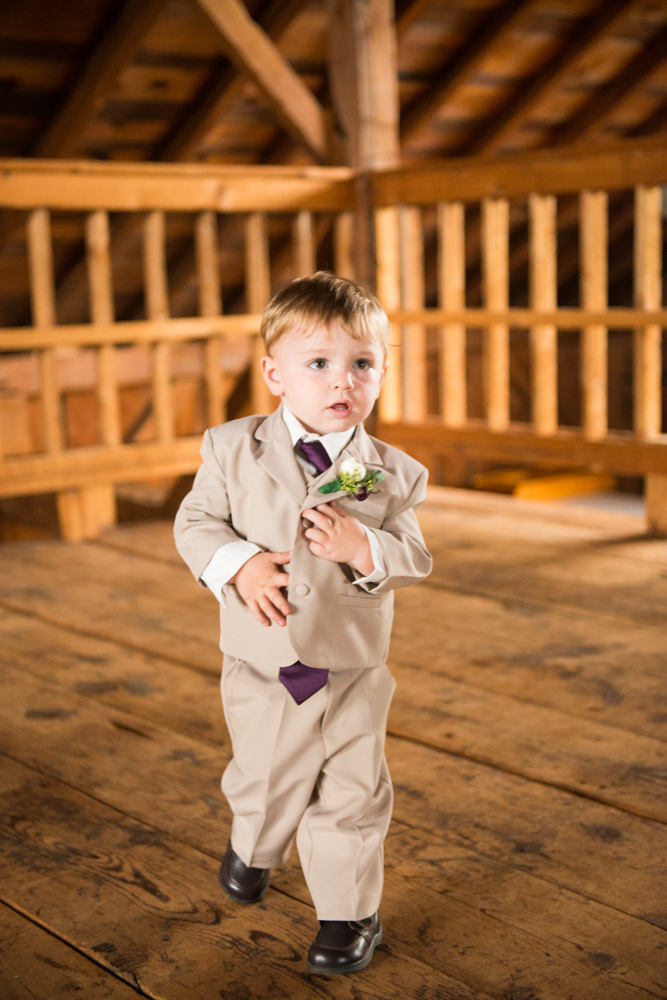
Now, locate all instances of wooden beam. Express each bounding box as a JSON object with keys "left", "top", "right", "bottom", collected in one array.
[
  {"left": 194, "top": 0, "right": 328, "bottom": 162},
  {"left": 377, "top": 421, "right": 667, "bottom": 476},
  {"left": 0, "top": 438, "right": 203, "bottom": 499},
  {"left": 160, "top": 0, "right": 310, "bottom": 162},
  {"left": 400, "top": 0, "right": 532, "bottom": 144},
  {"left": 465, "top": 0, "right": 634, "bottom": 155},
  {"left": 371, "top": 137, "right": 667, "bottom": 205},
  {"left": 328, "top": 0, "right": 400, "bottom": 170},
  {"left": 551, "top": 25, "right": 667, "bottom": 147},
  {"left": 34, "top": 0, "right": 166, "bottom": 158},
  {"left": 0, "top": 160, "right": 356, "bottom": 212}
]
